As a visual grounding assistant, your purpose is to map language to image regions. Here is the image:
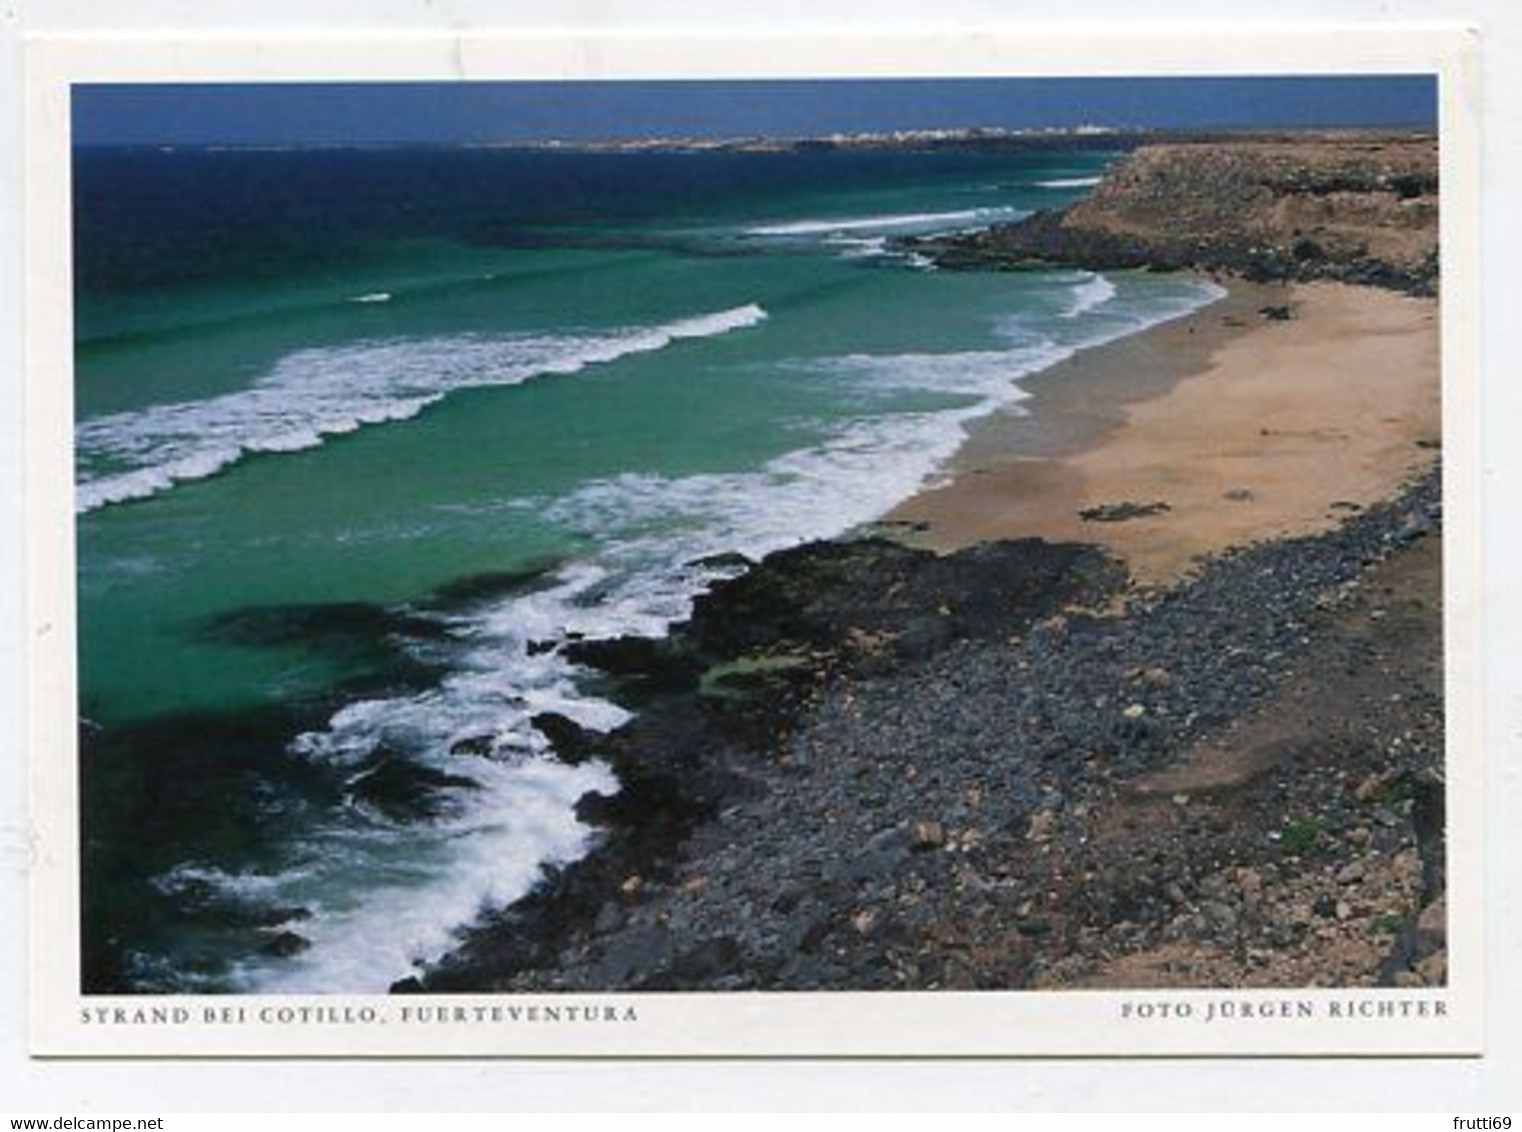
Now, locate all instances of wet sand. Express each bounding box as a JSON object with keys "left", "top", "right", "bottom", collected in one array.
[{"left": 888, "top": 278, "right": 1441, "bottom": 585}]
